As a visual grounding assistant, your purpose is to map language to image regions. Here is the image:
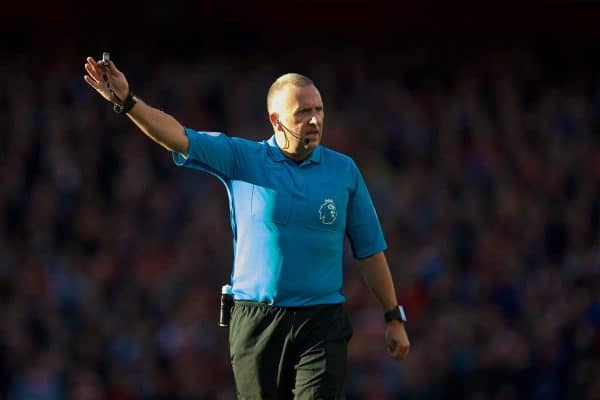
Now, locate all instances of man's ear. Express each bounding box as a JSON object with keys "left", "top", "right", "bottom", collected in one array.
[{"left": 269, "top": 113, "right": 280, "bottom": 129}]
